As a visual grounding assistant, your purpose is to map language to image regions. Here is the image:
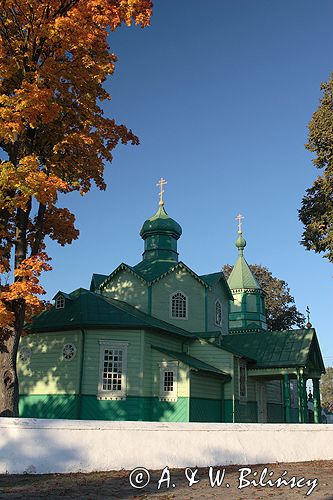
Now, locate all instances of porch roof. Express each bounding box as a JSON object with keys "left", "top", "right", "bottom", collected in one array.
[{"left": 219, "top": 328, "right": 325, "bottom": 373}]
